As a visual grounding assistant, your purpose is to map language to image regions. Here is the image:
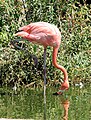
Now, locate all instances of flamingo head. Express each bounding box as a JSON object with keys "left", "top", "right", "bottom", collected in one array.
[{"left": 53, "top": 81, "right": 69, "bottom": 95}]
